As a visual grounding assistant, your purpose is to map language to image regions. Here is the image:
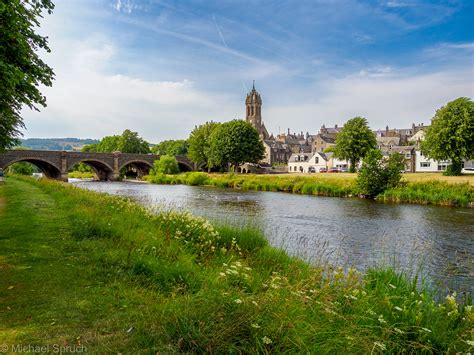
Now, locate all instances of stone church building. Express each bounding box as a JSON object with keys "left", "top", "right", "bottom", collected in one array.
[{"left": 244, "top": 84, "right": 310, "bottom": 165}]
